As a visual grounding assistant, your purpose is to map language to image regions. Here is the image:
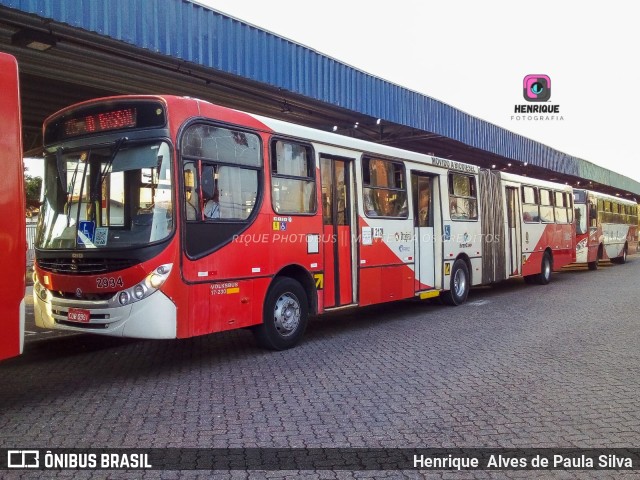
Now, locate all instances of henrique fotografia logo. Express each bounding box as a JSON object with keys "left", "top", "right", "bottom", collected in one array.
[
  {"left": 523, "top": 74, "right": 551, "bottom": 102},
  {"left": 512, "top": 73, "right": 563, "bottom": 122}
]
